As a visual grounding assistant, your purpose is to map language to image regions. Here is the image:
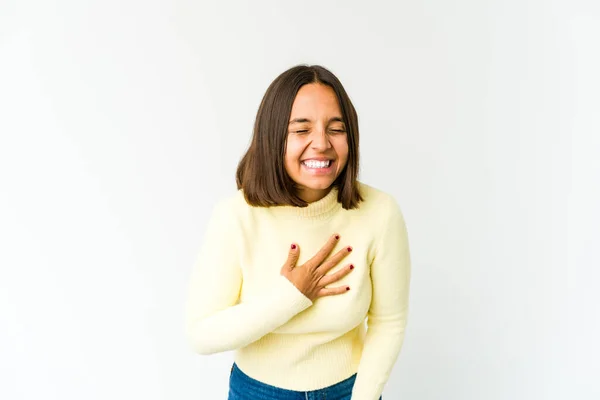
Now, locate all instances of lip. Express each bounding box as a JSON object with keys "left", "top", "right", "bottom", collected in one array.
[{"left": 301, "top": 157, "right": 334, "bottom": 162}]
